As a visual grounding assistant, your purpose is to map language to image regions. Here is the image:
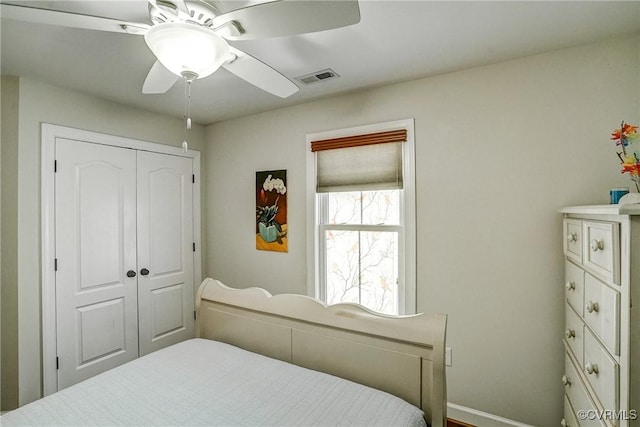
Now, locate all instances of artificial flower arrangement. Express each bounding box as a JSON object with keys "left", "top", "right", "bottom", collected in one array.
[{"left": 611, "top": 121, "right": 640, "bottom": 192}]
